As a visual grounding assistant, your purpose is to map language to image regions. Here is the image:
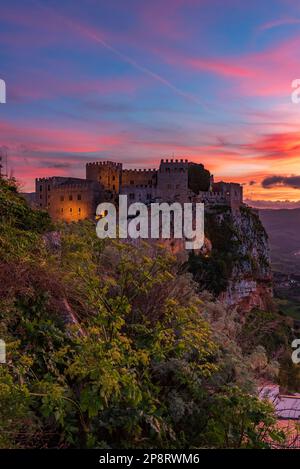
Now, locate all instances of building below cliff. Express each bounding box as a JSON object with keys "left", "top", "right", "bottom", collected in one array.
[{"left": 35, "top": 158, "right": 243, "bottom": 222}]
